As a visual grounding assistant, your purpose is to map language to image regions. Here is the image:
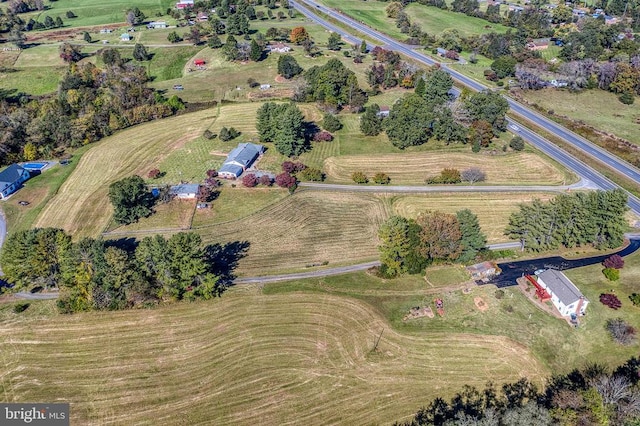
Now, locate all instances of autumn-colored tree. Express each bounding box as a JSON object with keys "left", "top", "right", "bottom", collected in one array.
[
  {"left": 258, "top": 175, "right": 272, "bottom": 186},
  {"left": 275, "top": 172, "right": 297, "bottom": 189},
  {"left": 416, "top": 211, "right": 462, "bottom": 261},
  {"left": 469, "top": 120, "right": 494, "bottom": 147},
  {"left": 242, "top": 173, "right": 258, "bottom": 187},
  {"left": 290, "top": 26, "right": 310, "bottom": 44},
  {"left": 148, "top": 168, "right": 161, "bottom": 179},
  {"left": 23, "top": 143, "right": 37, "bottom": 161},
  {"left": 603, "top": 254, "right": 625, "bottom": 270}
]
